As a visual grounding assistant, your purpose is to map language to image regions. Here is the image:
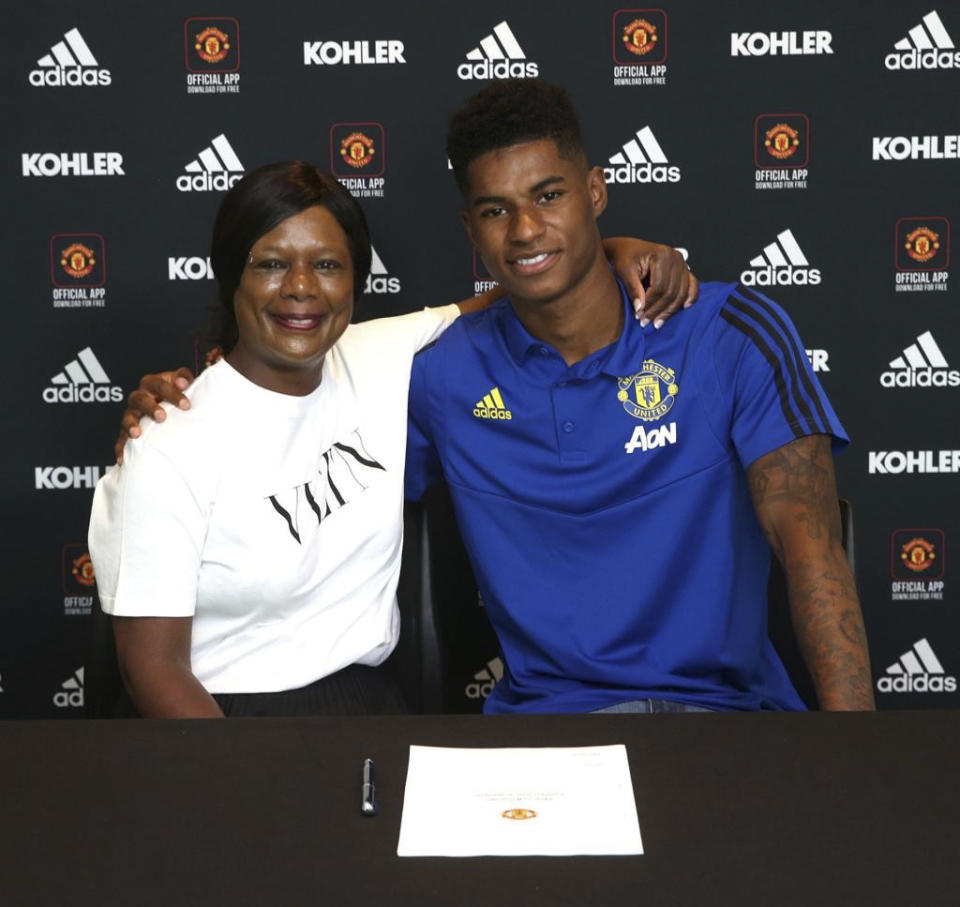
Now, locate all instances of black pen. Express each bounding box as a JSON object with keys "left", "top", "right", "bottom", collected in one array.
[{"left": 361, "top": 758, "right": 379, "bottom": 816}]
